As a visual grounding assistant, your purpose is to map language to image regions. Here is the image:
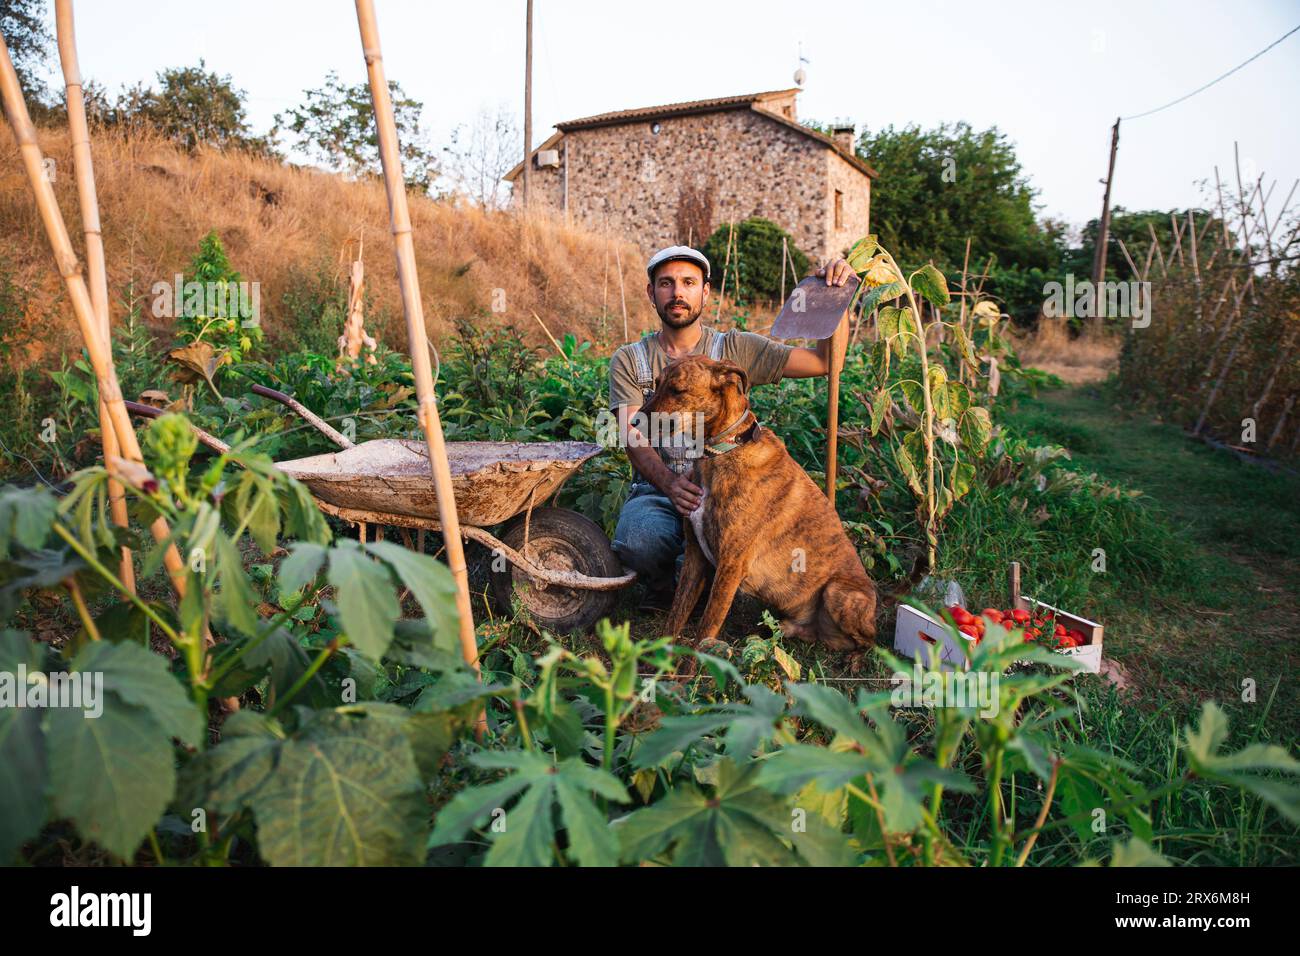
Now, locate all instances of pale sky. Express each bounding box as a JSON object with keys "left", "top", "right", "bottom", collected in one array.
[{"left": 43, "top": 0, "right": 1300, "bottom": 231}]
